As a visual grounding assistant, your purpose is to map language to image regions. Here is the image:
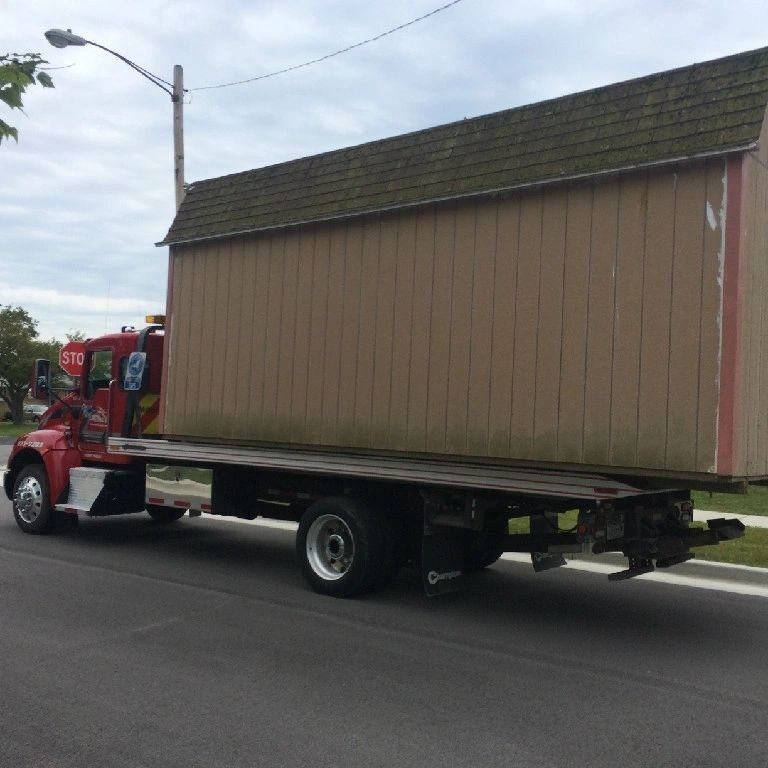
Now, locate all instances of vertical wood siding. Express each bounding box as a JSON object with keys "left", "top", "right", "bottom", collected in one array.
[{"left": 165, "top": 159, "right": 727, "bottom": 476}]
